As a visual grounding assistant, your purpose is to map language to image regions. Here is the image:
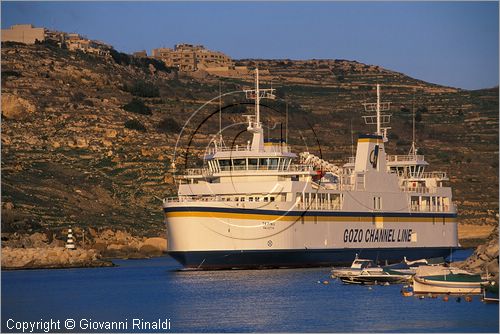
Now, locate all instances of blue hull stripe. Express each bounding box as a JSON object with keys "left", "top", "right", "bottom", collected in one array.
[
  {"left": 169, "top": 247, "right": 457, "bottom": 269},
  {"left": 164, "top": 206, "right": 456, "bottom": 219}
]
